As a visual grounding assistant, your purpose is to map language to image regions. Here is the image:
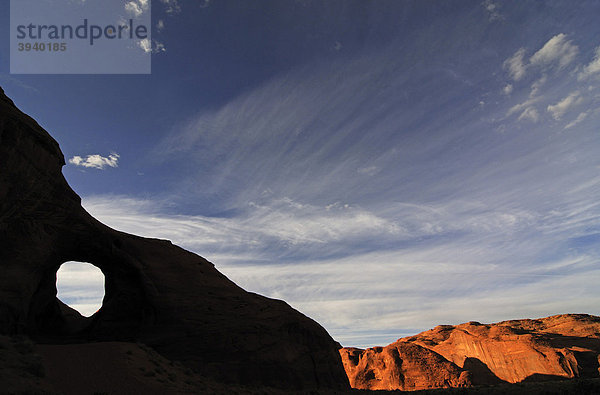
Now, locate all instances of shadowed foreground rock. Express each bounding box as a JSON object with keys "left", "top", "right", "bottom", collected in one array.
[
  {"left": 0, "top": 87, "right": 349, "bottom": 390},
  {"left": 341, "top": 314, "right": 600, "bottom": 390}
]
